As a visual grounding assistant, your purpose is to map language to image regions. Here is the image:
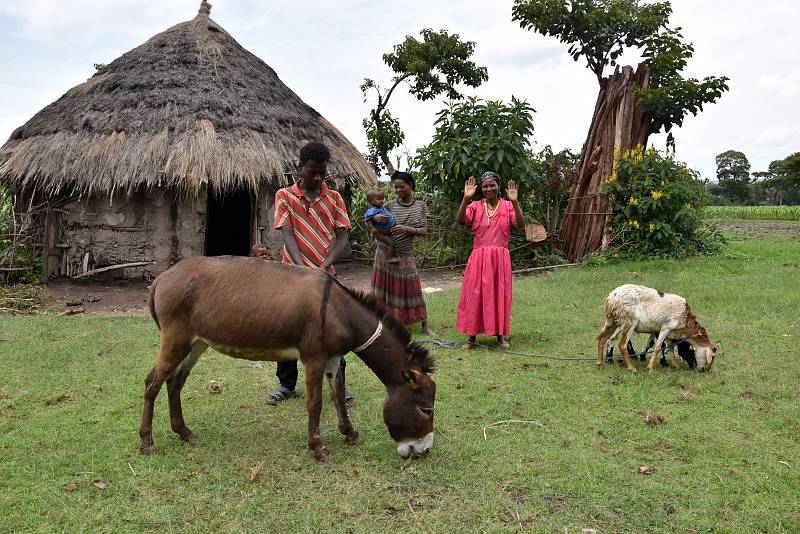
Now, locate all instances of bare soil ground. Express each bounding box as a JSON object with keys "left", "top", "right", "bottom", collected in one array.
[
  {"left": 711, "top": 219, "right": 800, "bottom": 237},
  {"left": 44, "top": 260, "right": 465, "bottom": 315}
]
